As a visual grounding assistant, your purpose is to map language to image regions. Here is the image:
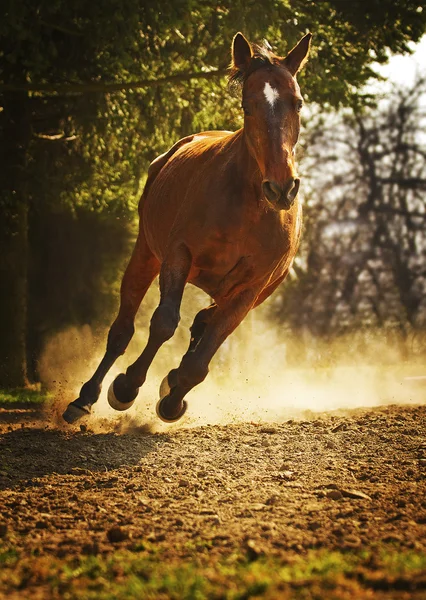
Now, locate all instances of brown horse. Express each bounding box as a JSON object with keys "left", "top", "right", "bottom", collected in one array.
[{"left": 63, "top": 31, "right": 312, "bottom": 424}]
